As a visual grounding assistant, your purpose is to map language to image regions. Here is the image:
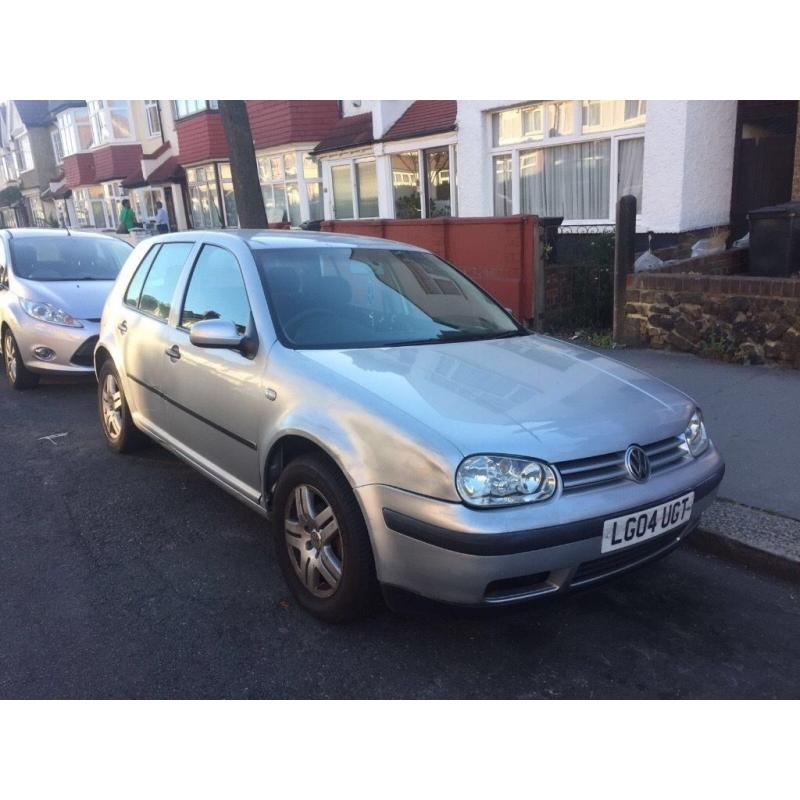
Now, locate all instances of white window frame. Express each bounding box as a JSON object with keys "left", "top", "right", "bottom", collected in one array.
[
  {"left": 172, "top": 100, "right": 219, "bottom": 120},
  {"left": 56, "top": 108, "right": 92, "bottom": 157},
  {"left": 51, "top": 129, "right": 64, "bottom": 164},
  {"left": 144, "top": 100, "right": 161, "bottom": 138},
  {"left": 488, "top": 100, "right": 645, "bottom": 225},
  {"left": 383, "top": 136, "right": 458, "bottom": 220},
  {"left": 257, "top": 147, "right": 325, "bottom": 226},
  {"left": 14, "top": 134, "right": 34, "bottom": 173},
  {"left": 87, "top": 100, "right": 135, "bottom": 147},
  {"left": 325, "top": 155, "right": 380, "bottom": 221}
]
